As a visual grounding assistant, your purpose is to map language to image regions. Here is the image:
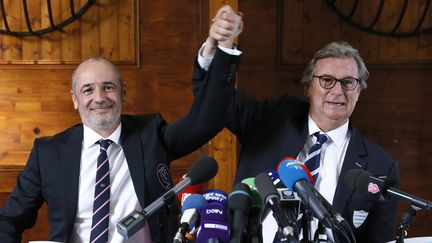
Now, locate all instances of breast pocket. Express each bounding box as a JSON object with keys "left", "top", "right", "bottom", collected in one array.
[{"left": 345, "top": 191, "right": 378, "bottom": 229}]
